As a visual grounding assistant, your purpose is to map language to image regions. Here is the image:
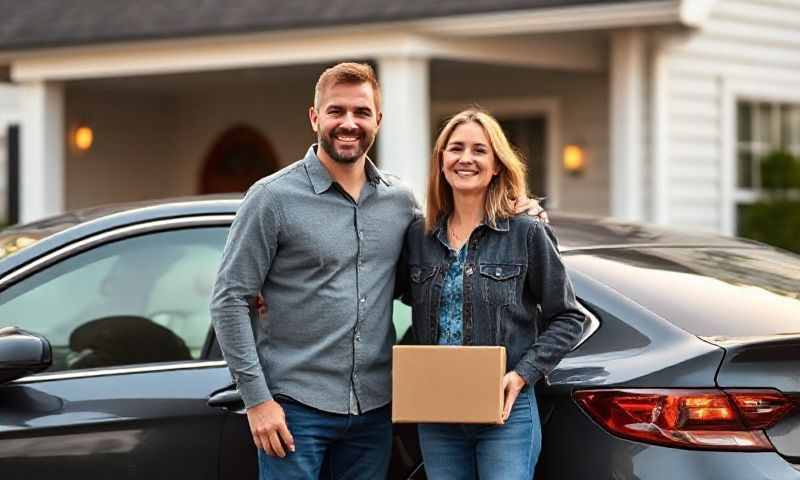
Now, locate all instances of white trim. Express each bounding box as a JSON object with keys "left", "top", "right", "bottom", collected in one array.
[
  {"left": 19, "top": 81, "right": 64, "bottom": 223},
  {"left": 679, "top": 0, "right": 719, "bottom": 28},
  {"left": 650, "top": 37, "right": 671, "bottom": 225},
  {"left": 720, "top": 81, "right": 800, "bottom": 235},
  {"left": 415, "top": 1, "right": 682, "bottom": 36},
  {"left": 377, "top": 56, "right": 431, "bottom": 205},
  {"left": 9, "top": 29, "right": 607, "bottom": 83},
  {"left": 610, "top": 29, "right": 645, "bottom": 222},
  {"left": 12, "top": 360, "right": 227, "bottom": 384},
  {"left": 720, "top": 78, "right": 735, "bottom": 235},
  {"left": 432, "top": 97, "right": 562, "bottom": 209}
]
